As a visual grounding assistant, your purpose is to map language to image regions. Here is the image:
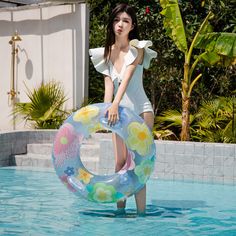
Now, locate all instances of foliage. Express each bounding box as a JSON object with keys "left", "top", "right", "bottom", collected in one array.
[
  {"left": 153, "top": 109, "right": 197, "bottom": 140},
  {"left": 87, "top": 0, "right": 235, "bottom": 142},
  {"left": 193, "top": 96, "right": 236, "bottom": 143},
  {"left": 154, "top": 96, "right": 236, "bottom": 143},
  {"left": 87, "top": 0, "right": 183, "bottom": 114},
  {"left": 159, "top": 0, "right": 236, "bottom": 140},
  {"left": 14, "top": 81, "right": 69, "bottom": 129}
]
